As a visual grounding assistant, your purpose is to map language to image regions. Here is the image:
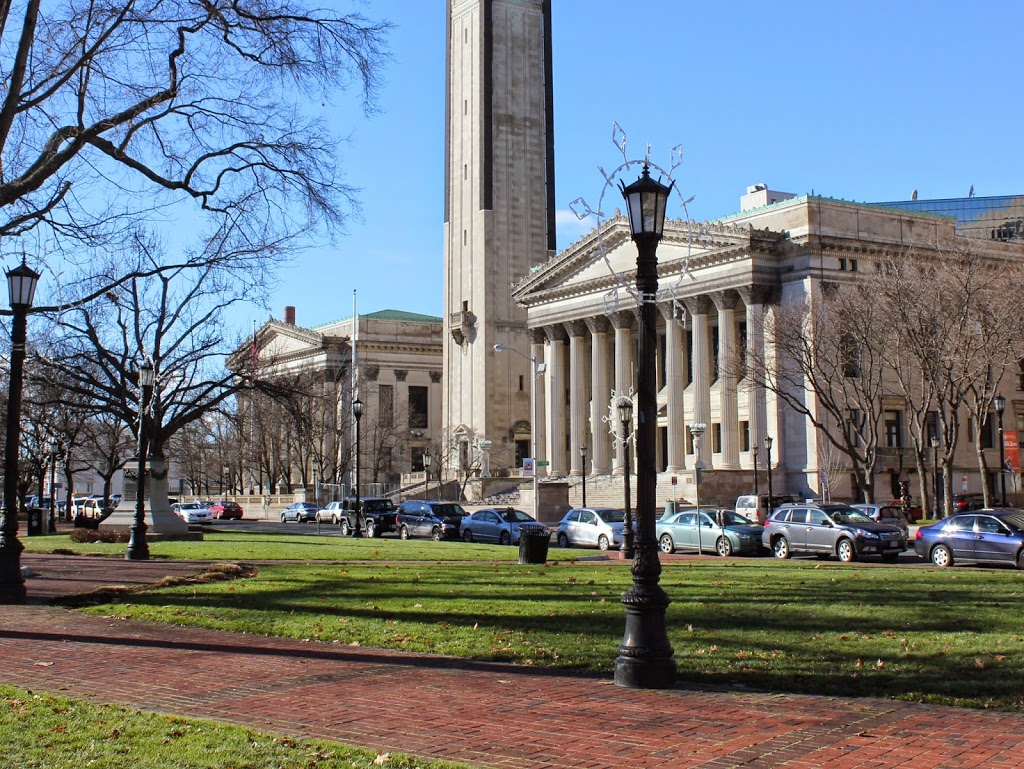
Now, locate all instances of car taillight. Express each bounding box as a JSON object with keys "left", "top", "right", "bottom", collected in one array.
[{"left": 915, "top": 529, "right": 922, "bottom": 539}]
